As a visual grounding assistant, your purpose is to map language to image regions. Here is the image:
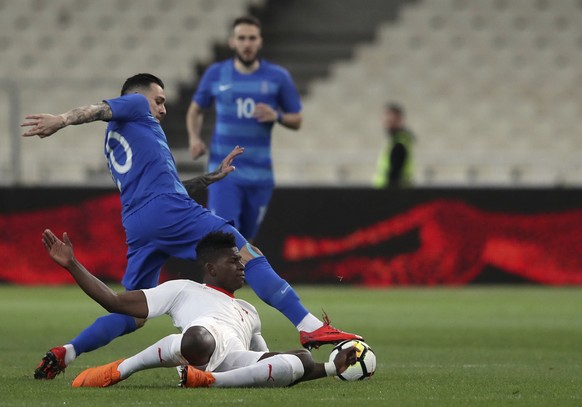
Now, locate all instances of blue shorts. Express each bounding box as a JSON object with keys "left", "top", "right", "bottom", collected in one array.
[
  {"left": 207, "top": 177, "right": 273, "bottom": 240},
  {"left": 121, "top": 193, "right": 247, "bottom": 290}
]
